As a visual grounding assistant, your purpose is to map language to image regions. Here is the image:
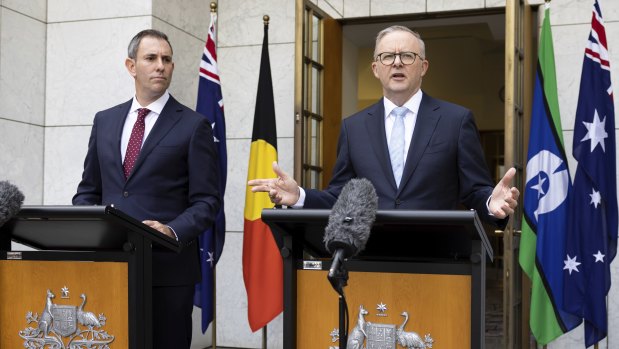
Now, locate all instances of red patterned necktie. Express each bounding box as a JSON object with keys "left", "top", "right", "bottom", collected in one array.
[{"left": 123, "top": 108, "right": 150, "bottom": 179}]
